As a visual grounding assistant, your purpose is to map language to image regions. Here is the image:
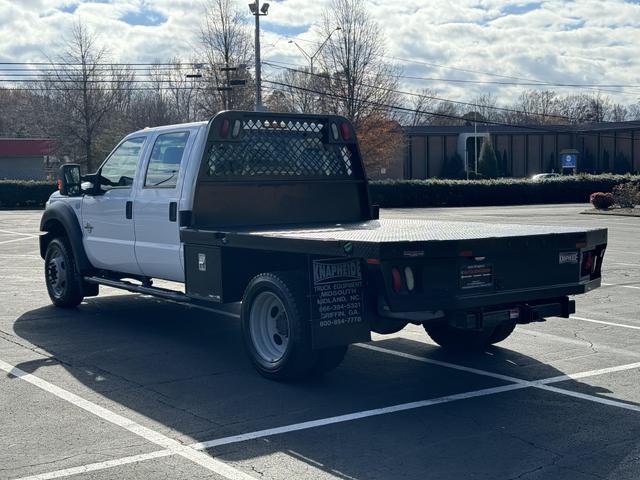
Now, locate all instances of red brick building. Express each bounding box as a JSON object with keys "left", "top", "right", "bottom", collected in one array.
[{"left": 0, "top": 138, "right": 56, "bottom": 180}]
